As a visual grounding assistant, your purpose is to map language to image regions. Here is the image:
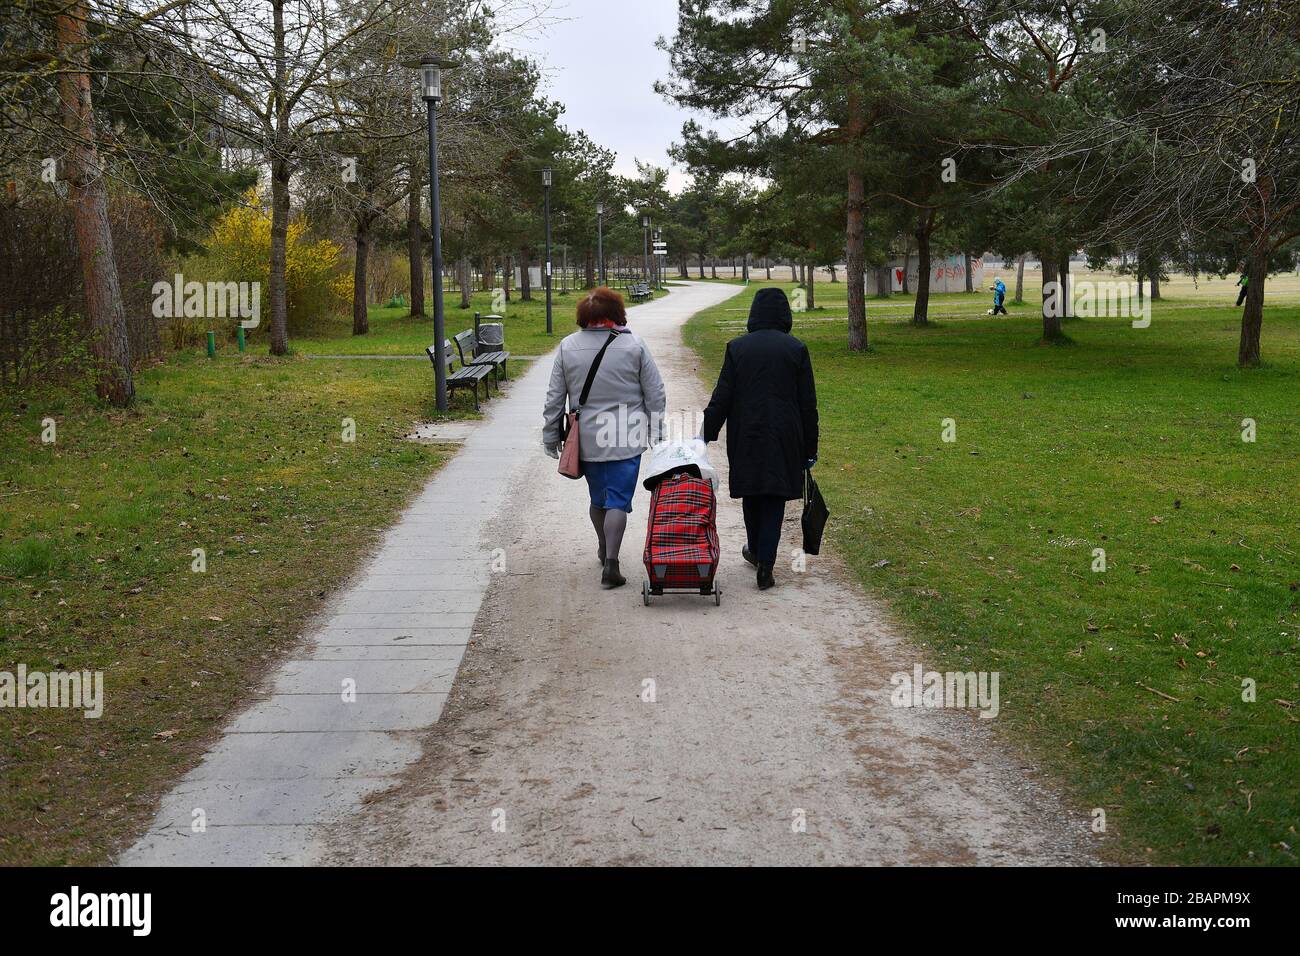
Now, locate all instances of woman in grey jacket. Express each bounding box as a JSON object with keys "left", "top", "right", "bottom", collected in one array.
[{"left": 542, "top": 287, "right": 666, "bottom": 589}]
